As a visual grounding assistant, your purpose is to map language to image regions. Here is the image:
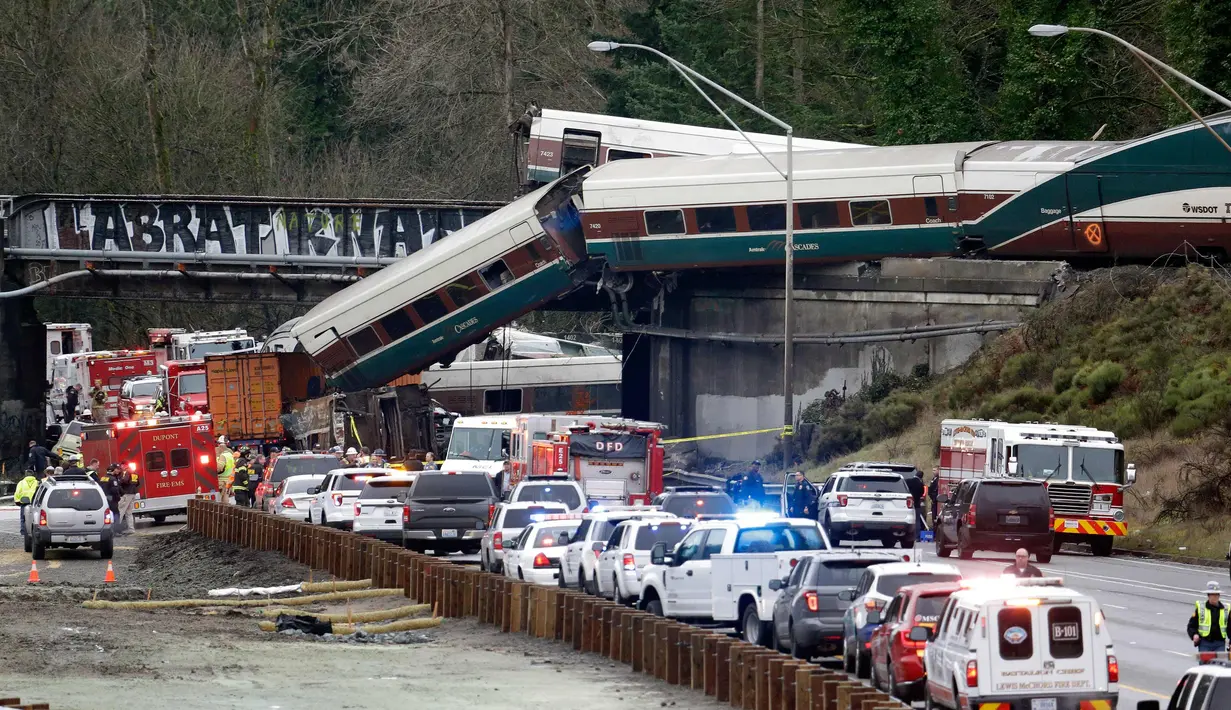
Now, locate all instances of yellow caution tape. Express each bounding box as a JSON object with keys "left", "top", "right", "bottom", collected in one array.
[{"left": 661, "top": 426, "right": 785, "bottom": 444}]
